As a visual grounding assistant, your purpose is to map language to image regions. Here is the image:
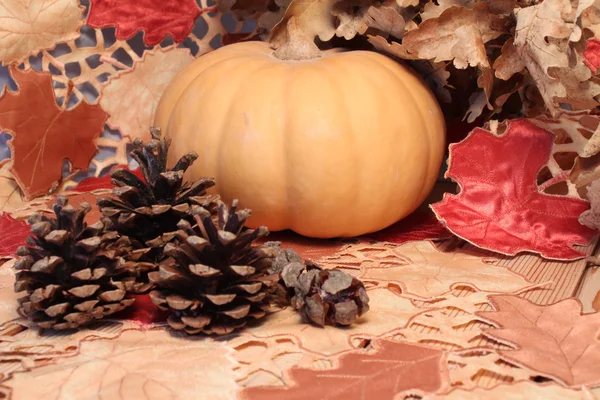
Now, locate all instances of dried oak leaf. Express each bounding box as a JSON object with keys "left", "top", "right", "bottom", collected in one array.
[
  {"left": 478, "top": 295, "right": 600, "bottom": 387},
  {"left": 363, "top": 5, "right": 406, "bottom": 39},
  {"left": 0, "top": 68, "right": 107, "bottom": 200},
  {"left": 402, "top": 4, "right": 506, "bottom": 70},
  {"left": 579, "top": 179, "right": 600, "bottom": 230},
  {"left": 331, "top": 0, "right": 373, "bottom": 40},
  {"left": 245, "top": 288, "right": 419, "bottom": 355},
  {"left": 0, "top": 213, "right": 30, "bottom": 259},
  {"left": 87, "top": 0, "right": 202, "bottom": 46},
  {"left": 348, "top": 241, "right": 533, "bottom": 298},
  {"left": 240, "top": 340, "right": 447, "bottom": 400},
  {"left": 99, "top": 46, "right": 194, "bottom": 141},
  {"left": 513, "top": 0, "right": 598, "bottom": 116},
  {"left": 431, "top": 119, "right": 596, "bottom": 260},
  {"left": 0, "top": 0, "right": 84, "bottom": 66},
  {"left": 423, "top": 382, "right": 591, "bottom": 400},
  {"left": 493, "top": 38, "right": 525, "bottom": 81},
  {"left": 7, "top": 329, "right": 239, "bottom": 399}
]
